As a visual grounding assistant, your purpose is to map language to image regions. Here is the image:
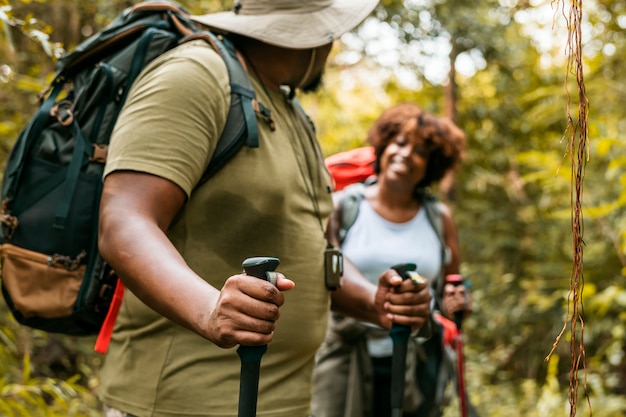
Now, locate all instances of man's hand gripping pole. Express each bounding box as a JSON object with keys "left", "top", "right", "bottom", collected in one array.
[{"left": 237, "top": 257, "right": 280, "bottom": 417}]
